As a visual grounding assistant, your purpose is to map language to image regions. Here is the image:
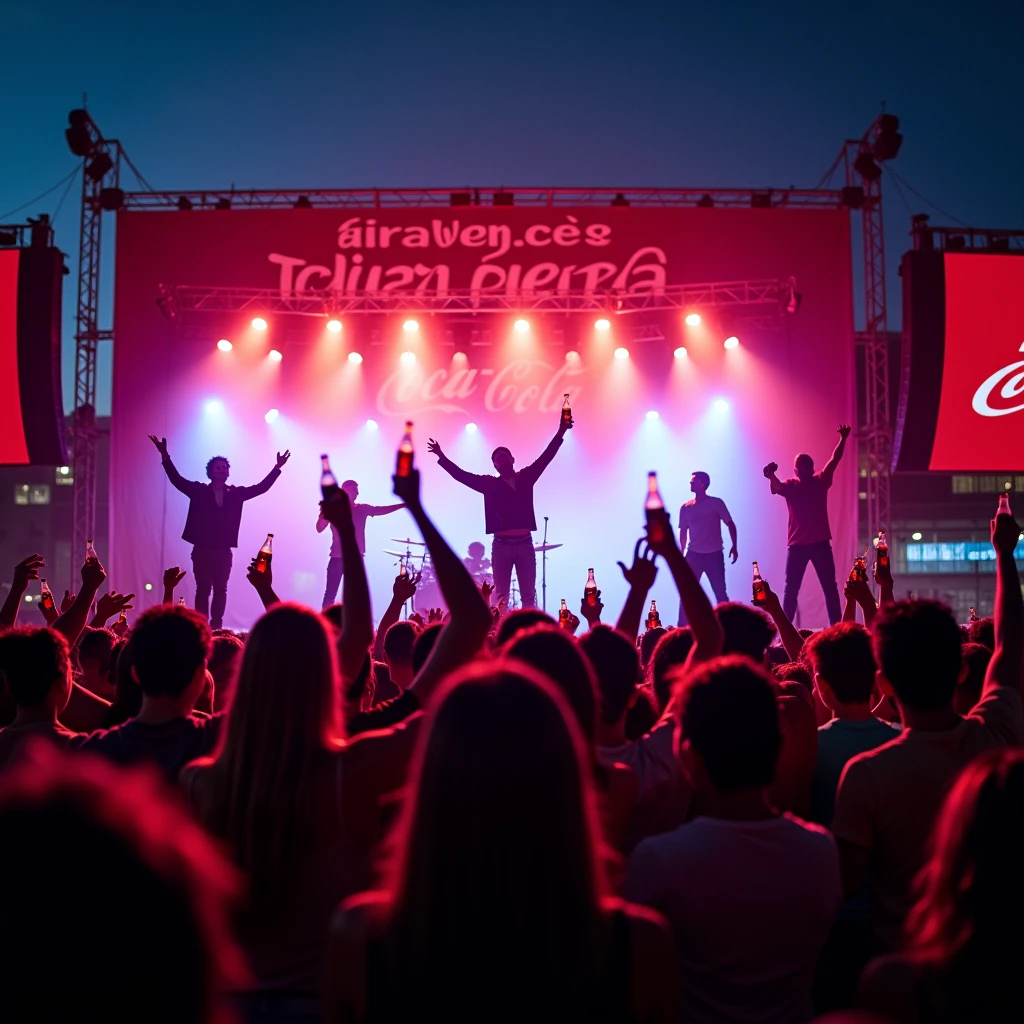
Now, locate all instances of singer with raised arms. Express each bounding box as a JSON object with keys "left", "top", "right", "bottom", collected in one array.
[
  {"left": 426, "top": 399, "right": 574, "bottom": 609},
  {"left": 148, "top": 434, "right": 290, "bottom": 628}
]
